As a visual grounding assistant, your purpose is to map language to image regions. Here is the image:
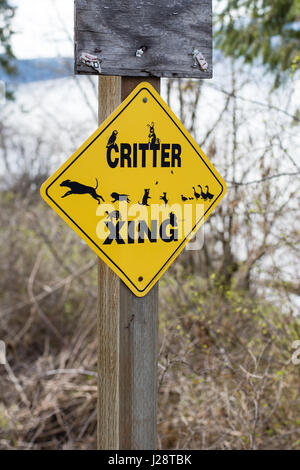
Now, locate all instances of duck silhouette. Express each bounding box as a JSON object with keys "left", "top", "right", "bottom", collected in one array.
[
  {"left": 181, "top": 194, "right": 188, "bottom": 202},
  {"left": 198, "top": 185, "right": 208, "bottom": 200},
  {"left": 160, "top": 192, "right": 168, "bottom": 205},
  {"left": 192, "top": 186, "right": 201, "bottom": 200},
  {"left": 205, "top": 185, "right": 214, "bottom": 200}
]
